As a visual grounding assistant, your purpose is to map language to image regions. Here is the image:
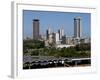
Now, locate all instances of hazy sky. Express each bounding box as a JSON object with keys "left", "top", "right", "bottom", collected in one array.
[{"left": 23, "top": 10, "right": 91, "bottom": 39}]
